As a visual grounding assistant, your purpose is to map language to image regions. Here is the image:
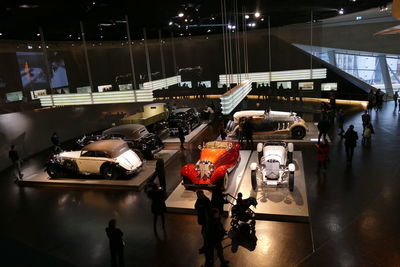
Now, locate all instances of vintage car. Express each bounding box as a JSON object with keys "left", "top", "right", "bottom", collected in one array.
[
  {"left": 47, "top": 140, "right": 143, "bottom": 179},
  {"left": 168, "top": 107, "right": 201, "bottom": 136},
  {"left": 250, "top": 141, "right": 295, "bottom": 191},
  {"left": 227, "top": 110, "right": 308, "bottom": 139},
  {"left": 76, "top": 124, "right": 164, "bottom": 159},
  {"left": 181, "top": 140, "right": 240, "bottom": 190}
]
